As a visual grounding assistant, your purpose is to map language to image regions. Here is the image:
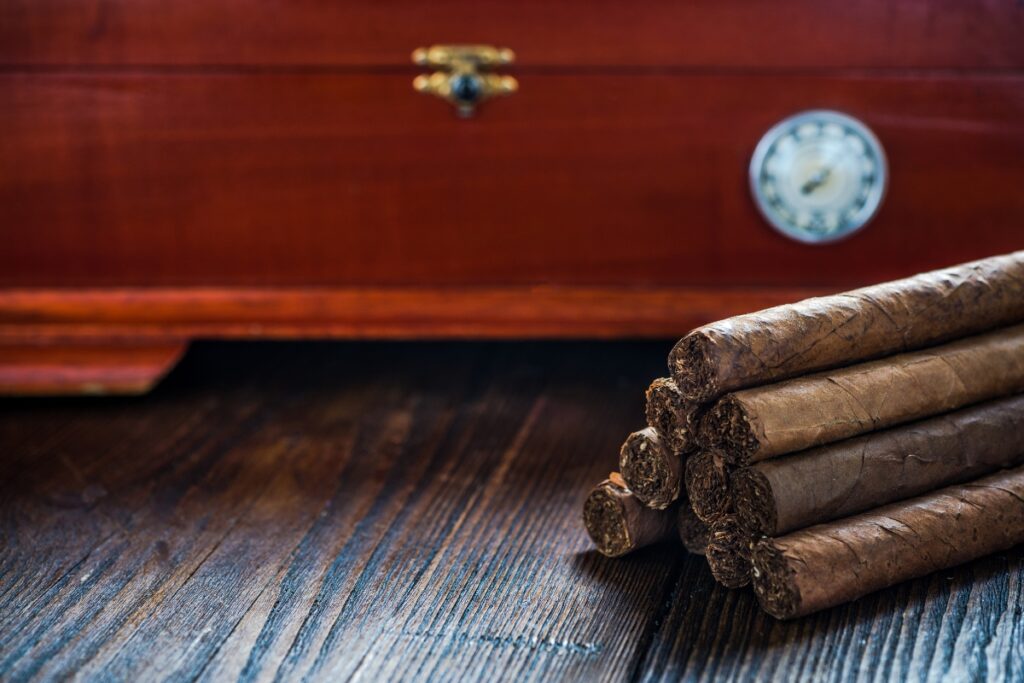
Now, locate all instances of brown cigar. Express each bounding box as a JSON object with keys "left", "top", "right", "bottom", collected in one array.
[
  {"left": 751, "top": 465, "right": 1024, "bottom": 619},
  {"left": 685, "top": 449, "right": 733, "bottom": 523},
  {"left": 645, "top": 377, "right": 700, "bottom": 456},
  {"left": 706, "top": 514, "right": 756, "bottom": 588},
  {"left": 733, "top": 394, "right": 1024, "bottom": 536},
  {"left": 583, "top": 473, "right": 676, "bottom": 557},
  {"left": 704, "top": 325, "right": 1024, "bottom": 465},
  {"left": 669, "top": 251, "right": 1024, "bottom": 403},
  {"left": 676, "top": 488, "right": 710, "bottom": 556},
  {"left": 619, "top": 427, "right": 682, "bottom": 510}
]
